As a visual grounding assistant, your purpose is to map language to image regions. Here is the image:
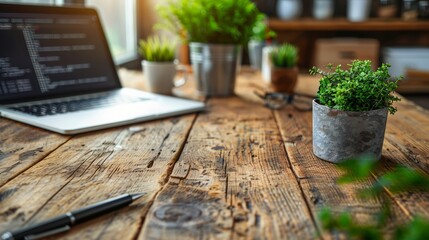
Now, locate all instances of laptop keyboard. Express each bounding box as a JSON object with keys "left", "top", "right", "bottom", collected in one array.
[{"left": 9, "top": 94, "right": 146, "bottom": 117}]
